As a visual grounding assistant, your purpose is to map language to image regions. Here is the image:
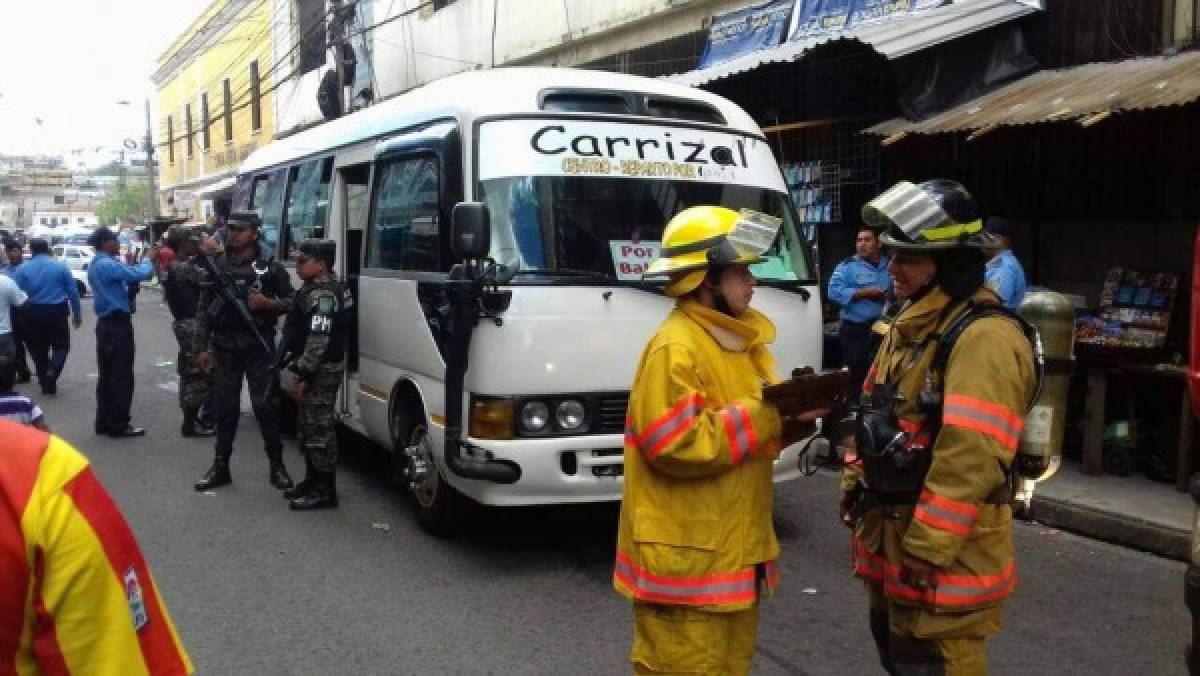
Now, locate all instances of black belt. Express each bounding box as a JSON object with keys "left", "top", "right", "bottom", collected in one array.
[{"left": 99, "top": 311, "right": 131, "bottom": 321}]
